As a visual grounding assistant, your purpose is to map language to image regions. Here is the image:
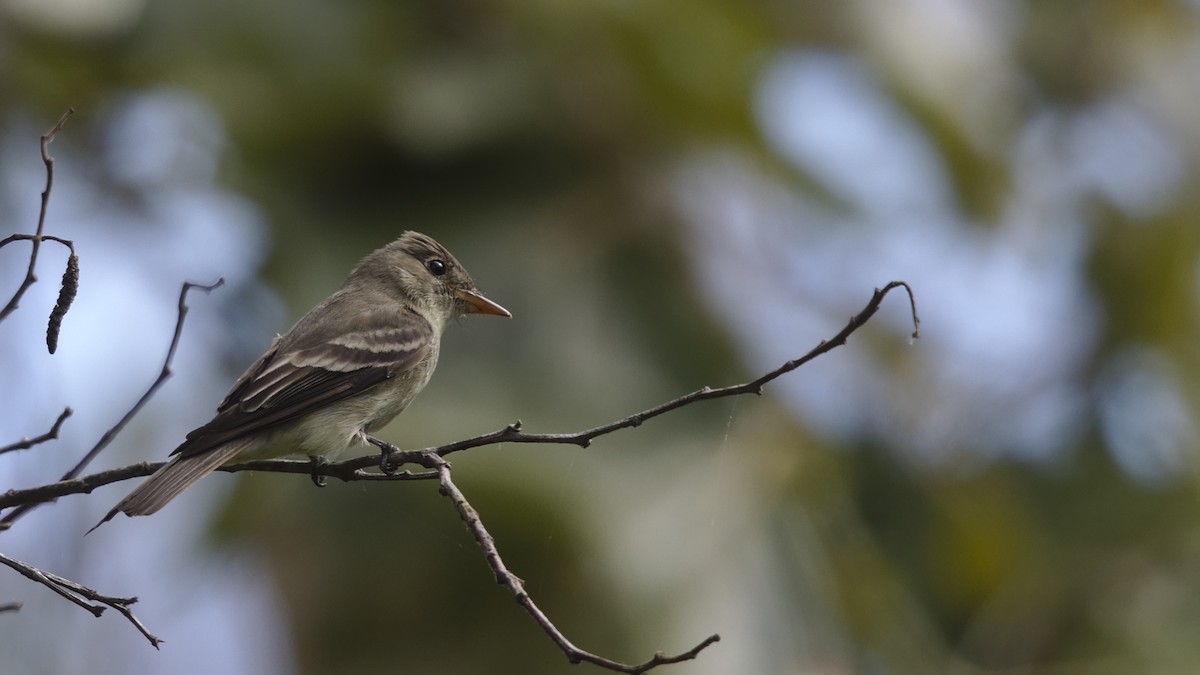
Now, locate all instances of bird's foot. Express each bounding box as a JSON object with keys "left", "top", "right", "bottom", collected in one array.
[
  {"left": 365, "top": 435, "right": 402, "bottom": 475},
  {"left": 308, "top": 455, "right": 328, "bottom": 487}
]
